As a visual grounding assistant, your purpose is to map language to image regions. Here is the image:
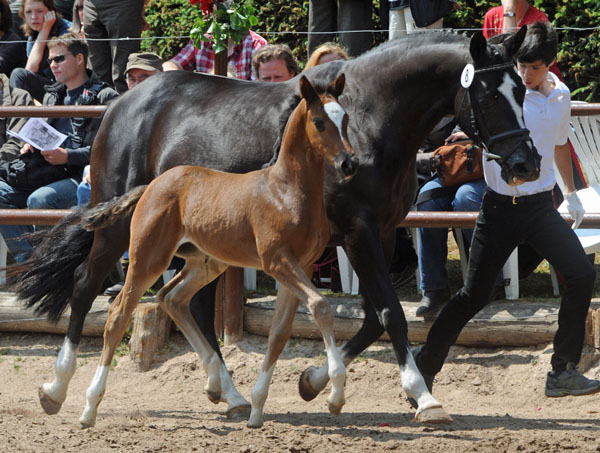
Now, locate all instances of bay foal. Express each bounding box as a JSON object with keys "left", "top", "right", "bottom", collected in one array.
[{"left": 78, "top": 75, "right": 358, "bottom": 429}]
